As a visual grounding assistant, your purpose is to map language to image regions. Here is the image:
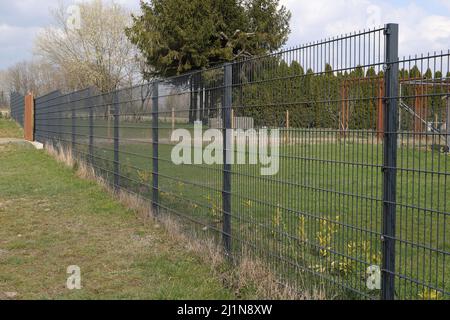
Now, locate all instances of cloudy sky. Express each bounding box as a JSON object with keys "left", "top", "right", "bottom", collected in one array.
[{"left": 0, "top": 0, "right": 450, "bottom": 70}]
